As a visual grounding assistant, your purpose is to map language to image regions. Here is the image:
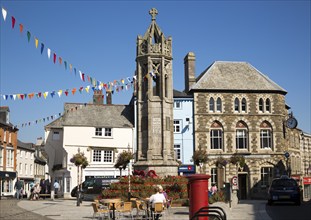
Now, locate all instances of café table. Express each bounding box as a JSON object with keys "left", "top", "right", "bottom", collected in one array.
[{"left": 100, "top": 198, "right": 121, "bottom": 220}]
